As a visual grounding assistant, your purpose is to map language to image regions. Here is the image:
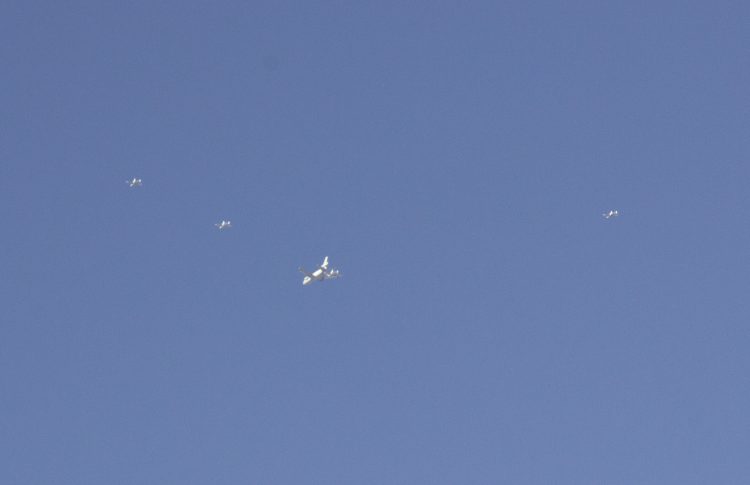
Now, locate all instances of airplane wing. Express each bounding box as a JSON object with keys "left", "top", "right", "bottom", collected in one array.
[
  {"left": 320, "top": 256, "right": 329, "bottom": 269},
  {"left": 299, "top": 267, "right": 314, "bottom": 278}
]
